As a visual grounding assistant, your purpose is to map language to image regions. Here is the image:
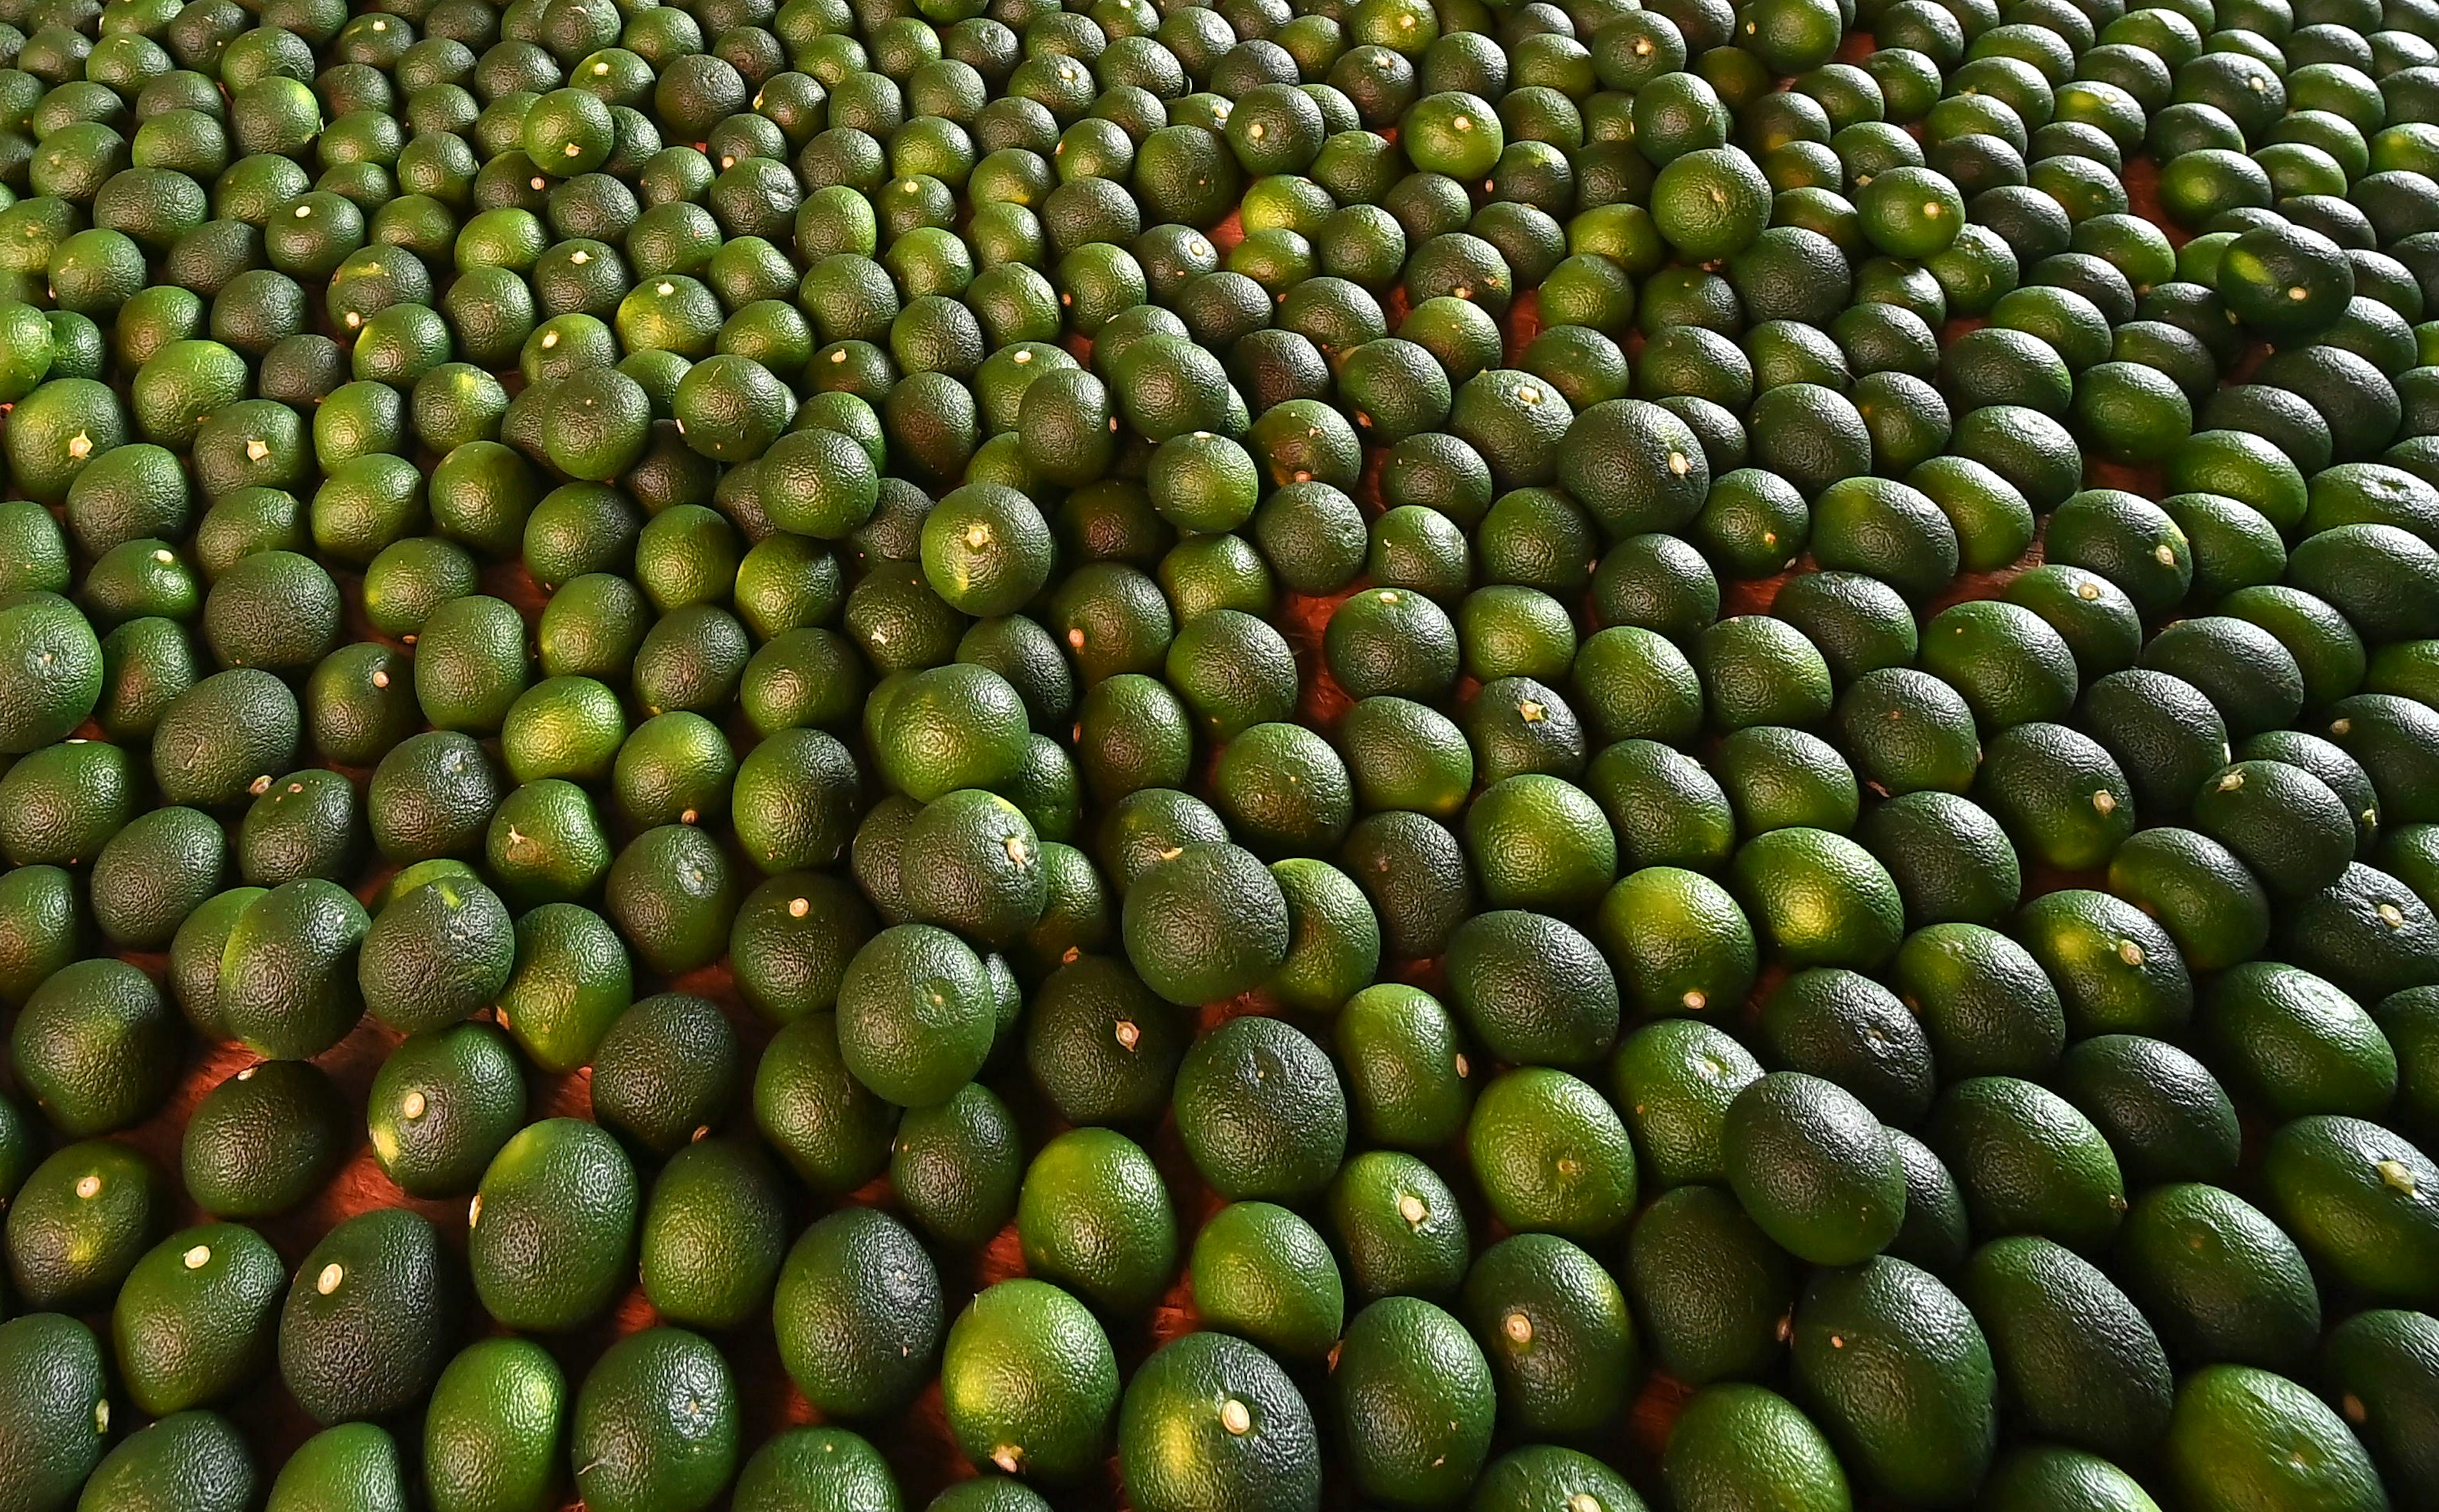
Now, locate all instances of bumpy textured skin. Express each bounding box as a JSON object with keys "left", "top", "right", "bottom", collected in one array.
[
  {"left": 732, "top": 1426, "right": 903, "bottom": 1512},
  {"left": 8, "top": 1140, "right": 166, "bottom": 1311},
  {"left": 1120, "top": 841, "right": 1290, "bottom": 1007},
  {"left": 602, "top": 823, "right": 737, "bottom": 977},
  {"left": 367, "top": 730, "right": 502, "bottom": 864},
  {"left": 1117, "top": 1331, "right": 1320, "bottom": 1512},
  {"left": 180, "top": 1059, "right": 350, "bottom": 1217},
  {"left": 10, "top": 956, "right": 181, "bottom": 1136},
  {"left": 2282, "top": 861, "right": 2439, "bottom": 1003},
  {"left": 2010, "top": 565, "right": 2142, "bottom": 686},
  {"left": 1694, "top": 616, "right": 1834, "bottom": 733},
  {"left": 1959, "top": 1235, "right": 2175, "bottom": 1459},
  {"left": 732, "top": 727, "right": 862, "bottom": 873},
  {"left": 366, "top": 1021, "right": 528, "bottom": 1198},
  {"left": 1444, "top": 908, "right": 1621, "bottom": 1069},
  {"left": 1977, "top": 723, "right": 2139, "bottom": 873},
  {"left": 467, "top": 1117, "right": 640, "bottom": 1332},
  {"left": 1333, "top": 1295, "right": 1495, "bottom": 1508},
  {"left": 1979, "top": 1445, "right": 2161, "bottom": 1512},
  {"left": 1886, "top": 1132, "right": 1972, "bottom": 1275},
  {"left": 0, "top": 864, "right": 83, "bottom": 1010},
  {"left": 1460, "top": 1232, "right": 1636, "bottom": 1438},
  {"left": 1760, "top": 967, "right": 1937, "bottom": 1126},
  {"left": 2114, "top": 1182, "right": 2323, "bottom": 1374},
  {"left": 498, "top": 902, "right": 633, "bottom": 1077},
  {"left": 215, "top": 877, "right": 371, "bottom": 1060},
  {"left": 751, "top": 1012, "right": 897, "bottom": 1194},
  {"left": 1835, "top": 667, "right": 1980, "bottom": 796},
  {"left": 1211, "top": 723, "right": 1354, "bottom": 857},
  {"left": 1923, "top": 1075, "right": 2128, "bottom": 1255},
  {"left": 873, "top": 663, "right": 1031, "bottom": 801},
  {"left": 590, "top": 992, "right": 744, "bottom": 1154},
  {"left": 358, "top": 875, "right": 515, "bottom": 1036},
  {"left": 1193, "top": 1201, "right": 1345, "bottom": 1360},
  {"left": 1723, "top": 1071, "right": 1906, "bottom": 1266},
  {"left": 0, "top": 739, "right": 135, "bottom": 868},
  {"left": 1478, "top": 1446, "right": 1648, "bottom": 1512},
  {"left": 2165, "top": 1365, "right": 2389, "bottom": 1512},
  {"left": 1893, "top": 924, "right": 2067, "bottom": 1081},
  {"left": 897, "top": 789, "right": 1048, "bottom": 947},
  {"left": 2324, "top": 1309, "right": 2439, "bottom": 1506},
  {"left": 1609, "top": 1017, "right": 1760, "bottom": 1186},
  {"left": 2103, "top": 828, "right": 2270, "bottom": 976},
  {"left": 2053, "top": 1034, "right": 2242, "bottom": 1187},
  {"left": 2016, "top": 888, "right": 2194, "bottom": 1040},
  {"left": 1919, "top": 599, "right": 2078, "bottom": 727},
  {"left": 114, "top": 1222, "right": 285, "bottom": 1418},
  {"left": 1729, "top": 827, "right": 1904, "bottom": 972},
  {"left": 1075, "top": 675, "right": 1196, "bottom": 810},
  {"left": 729, "top": 871, "right": 875, "bottom": 1025},
  {"left": 1331, "top": 1151, "right": 1469, "bottom": 1303},
  {"left": 232, "top": 770, "right": 356, "bottom": 892},
  {"left": 1559, "top": 399, "right": 1708, "bottom": 537},
  {"left": 1627, "top": 1185, "right": 1796, "bottom": 1388},
  {"left": 1791, "top": 1256, "right": 1999, "bottom": 1507},
  {"left": 1022, "top": 956, "right": 1188, "bottom": 1127},
  {"left": 413, "top": 594, "right": 530, "bottom": 733},
  {"left": 639, "top": 1137, "right": 788, "bottom": 1330},
  {"left": 940, "top": 1278, "right": 1119, "bottom": 1485},
  {"left": 2201, "top": 961, "right": 2398, "bottom": 1121},
  {"left": 1663, "top": 1383, "right": 1851, "bottom": 1512},
  {"left": 263, "top": 1422, "right": 407, "bottom": 1512},
  {"left": 1750, "top": 384, "right": 1874, "bottom": 498},
  {"left": 421, "top": 1335, "right": 567, "bottom": 1512},
  {"left": 1771, "top": 573, "right": 1915, "bottom": 692},
  {"left": 278, "top": 1207, "right": 454, "bottom": 1426},
  {"left": 1467, "top": 1067, "right": 1639, "bottom": 1241},
  {"left": 773, "top": 1206, "right": 944, "bottom": 1420},
  {"left": 1340, "top": 810, "right": 1474, "bottom": 962},
  {"left": 1858, "top": 790, "right": 2022, "bottom": 930},
  {"left": 2262, "top": 1113, "right": 2439, "bottom": 1306},
  {"left": 2325, "top": 693, "right": 2439, "bottom": 827},
  {"left": 835, "top": 923, "right": 996, "bottom": 1108},
  {"left": 572, "top": 1327, "right": 739, "bottom": 1512},
  {"left": 1016, "top": 1127, "right": 1178, "bottom": 1315},
  {"left": 892, "top": 1087, "right": 1024, "bottom": 1248},
  {"left": 0, "top": 594, "right": 102, "bottom": 755},
  {"left": 1174, "top": 1014, "right": 1348, "bottom": 1201},
  {"left": 2191, "top": 758, "right": 2358, "bottom": 897},
  {"left": 0, "top": 1312, "right": 109, "bottom": 1512},
  {"left": 2075, "top": 669, "right": 2229, "bottom": 819},
  {"left": 1811, "top": 478, "right": 1958, "bottom": 599},
  {"left": 304, "top": 644, "right": 418, "bottom": 773},
  {"left": 78, "top": 1410, "right": 257, "bottom": 1512},
  {"left": 151, "top": 667, "right": 299, "bottom": 808}
]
